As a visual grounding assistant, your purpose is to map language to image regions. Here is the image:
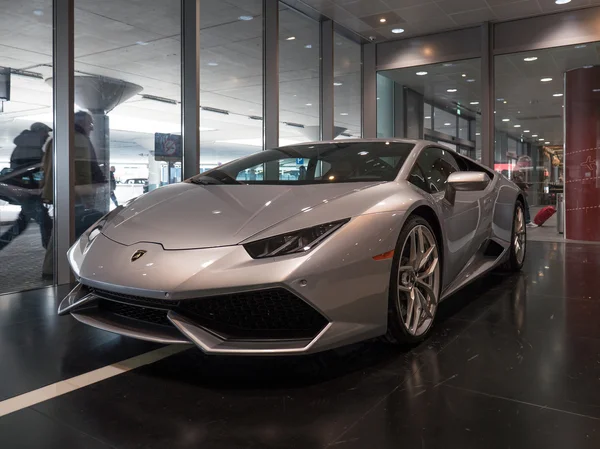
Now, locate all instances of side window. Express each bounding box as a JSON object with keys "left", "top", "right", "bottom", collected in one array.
[{"left": 415, "top": 147, "right": 460, "bottom": 193}]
